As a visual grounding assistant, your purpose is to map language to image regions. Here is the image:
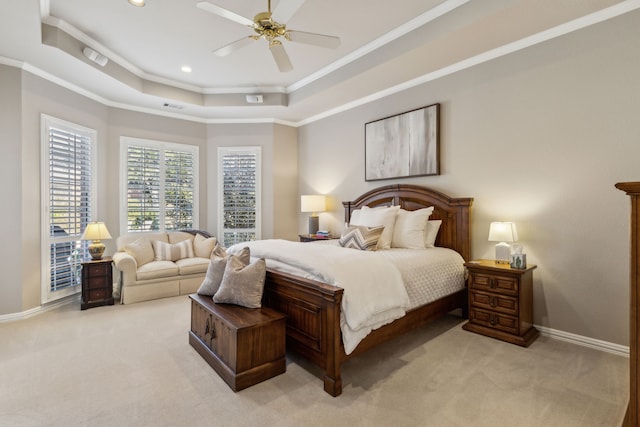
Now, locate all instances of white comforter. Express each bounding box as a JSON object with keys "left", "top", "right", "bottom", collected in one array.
[{"left": 227, "top": 239, "right": 410, "bottom": 354}]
